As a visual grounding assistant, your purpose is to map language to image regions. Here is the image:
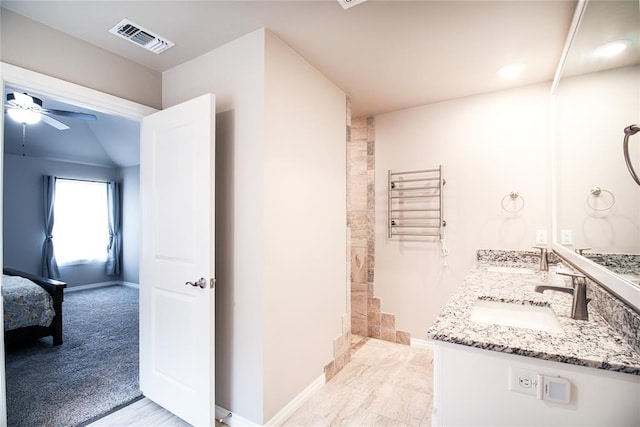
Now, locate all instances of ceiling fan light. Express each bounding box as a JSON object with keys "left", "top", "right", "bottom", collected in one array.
[
  {"left": 7, "top": 108, "right": 42, "bottom": 125},
  {"left": 7, "top": 92, "right": 42, "bottom": 108}
]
